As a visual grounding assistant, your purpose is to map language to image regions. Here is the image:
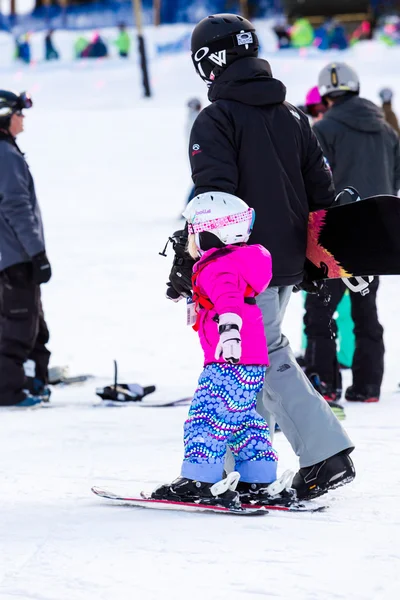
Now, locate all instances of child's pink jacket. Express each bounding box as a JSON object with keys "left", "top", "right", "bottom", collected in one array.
[{"left": 192, "top": 244, "right": 272, "bottom": 366}]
